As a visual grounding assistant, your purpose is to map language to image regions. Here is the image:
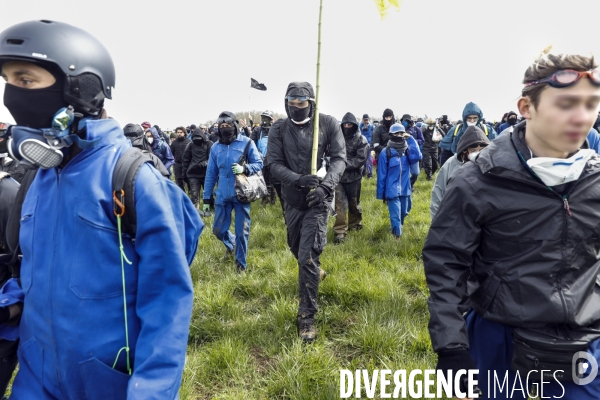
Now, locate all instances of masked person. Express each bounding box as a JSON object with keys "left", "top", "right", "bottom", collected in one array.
[
  {"left": 438, "top": 102, "right": 497, "bottom": 166},
  {"left": 421, "top": 118, "right": 440, "bottom": 181},
  {"left": 372, "top": 108, "right": 395, "bottom": 160},
  {"left": 203, "top": 111, "right": 263, "bottom": 275},
  {"left": 333, "top": 113, "right": 368, "bottom": 244},
  {"left": 359, "top": 114, "right": 374, "bottom": 179},
  {"left": 145, "top": 126, "right": 175, "bottom": 177},
  {"left": 429, "top": 126, "right": 490, "bottom": 220},
  {"left": 0, "top": 20, "right": 204, "bottom": 399},
  {"left": 183, "top": 127, "right": 214, "bottom": 210},
  {"left": 170, "top": 126, "right": 192, "bottom": 191},
  {"left": 0, "top": 123, "right": 26, "bottom": 184},
  {"left": 376, "top": 124, "right": 421, "bottom": 239},
  {"left": 497, "top": 111, "right": 519, "bottom": 135},
  {"left": 266, "top": 82, "right": 346, "bottom": 342},
  {"left": 123, "top": 123, "right": 170, "bottom": 177},
  {"left": 424, "top": 48, "right": 600, "bottom": 399},
  {"left": 252, "top": 110, "right": 280, "bottom": 207}
]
